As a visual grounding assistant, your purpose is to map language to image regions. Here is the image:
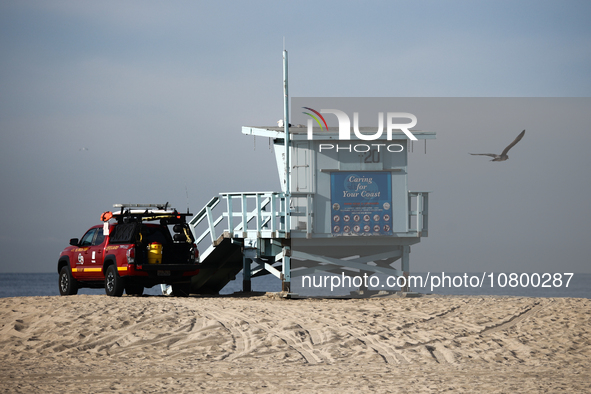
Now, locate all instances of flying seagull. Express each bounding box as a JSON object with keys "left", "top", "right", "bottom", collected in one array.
[{"left": 469, "top": 129, "right": 525, "bottom": 161}]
